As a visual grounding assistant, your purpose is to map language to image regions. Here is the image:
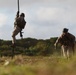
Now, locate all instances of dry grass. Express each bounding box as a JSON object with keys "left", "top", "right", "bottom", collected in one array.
[{"left": 0, "top": 55, "right": 76, "bottom": 75}]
